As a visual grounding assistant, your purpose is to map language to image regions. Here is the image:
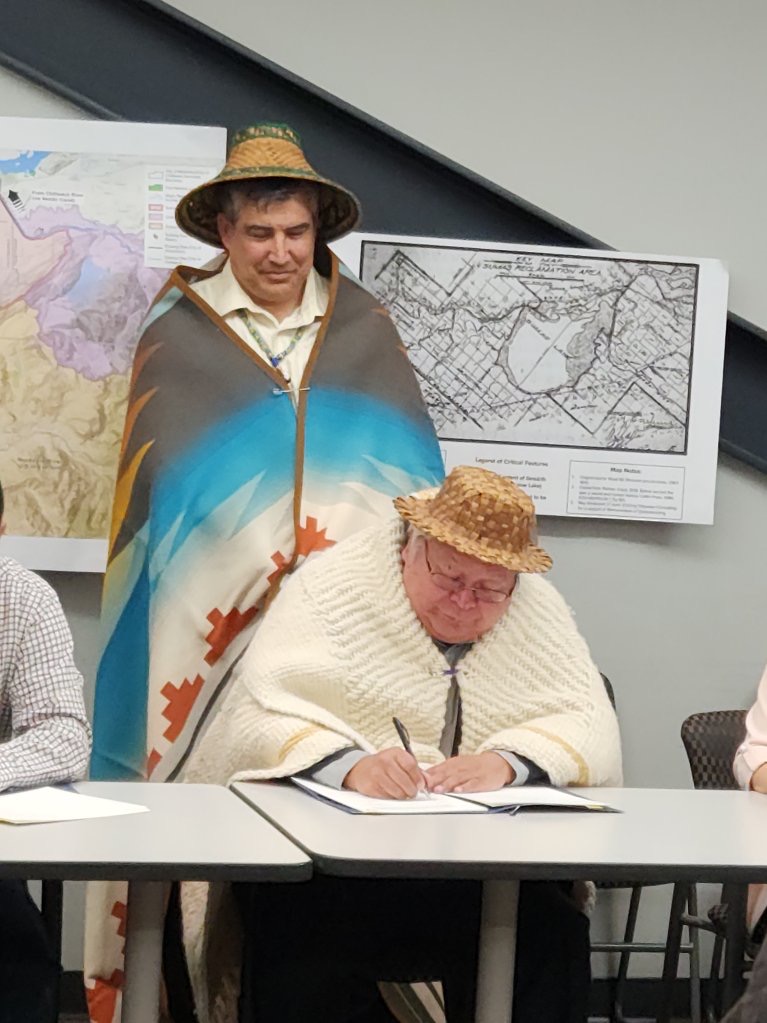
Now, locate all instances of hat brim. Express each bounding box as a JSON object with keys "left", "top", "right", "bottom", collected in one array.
[
  {"left": 175, "top": 170, "right": 361, "bottom": 248},
  {"left": 394, "top": 493, "right": 553, "bottom": 574}
]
